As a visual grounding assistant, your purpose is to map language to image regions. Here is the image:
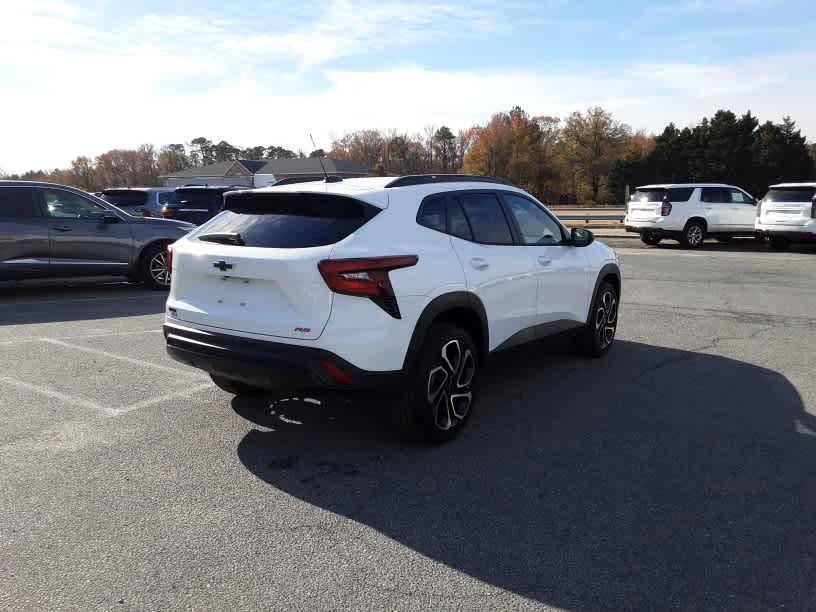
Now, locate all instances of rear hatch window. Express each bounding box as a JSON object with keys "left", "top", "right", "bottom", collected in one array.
[
  {"left": 631, "top": 189, "right": 666, "bottom": 202},
  {"left": 194, "top": 192, "right": 380, "bottom": 248},
  {"left": 102, "top": 190, "right": 148, "bottom": 208},
  {"left": 169, "top": 189, "right": 225, "bottom": 209},
  {"left": 171, "top": 192, "right": 382, "bottom": 340},
  {"left": 762, "top": 187, "right": 816, "bottom": 203}
]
